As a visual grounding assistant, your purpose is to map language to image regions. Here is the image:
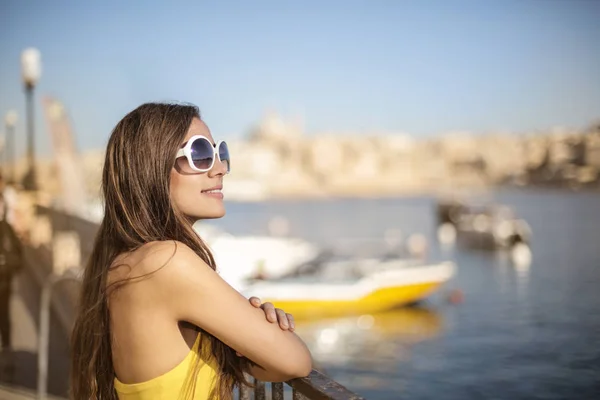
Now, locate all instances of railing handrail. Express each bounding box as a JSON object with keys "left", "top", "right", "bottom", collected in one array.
[{"left": 288, "top": 370, "right": 366, "bottom": 400}]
